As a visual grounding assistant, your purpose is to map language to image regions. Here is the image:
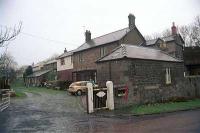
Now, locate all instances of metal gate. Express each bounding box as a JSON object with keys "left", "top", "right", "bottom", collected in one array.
[
  {"left": 87, "top": 81, "right": 114, "bottom": 113},
  {"left": 93, "top": 88, "right": 107, "bottom": 110},
  {"left": 0, "top": 89, "right": 10, "bottom": 112}
]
